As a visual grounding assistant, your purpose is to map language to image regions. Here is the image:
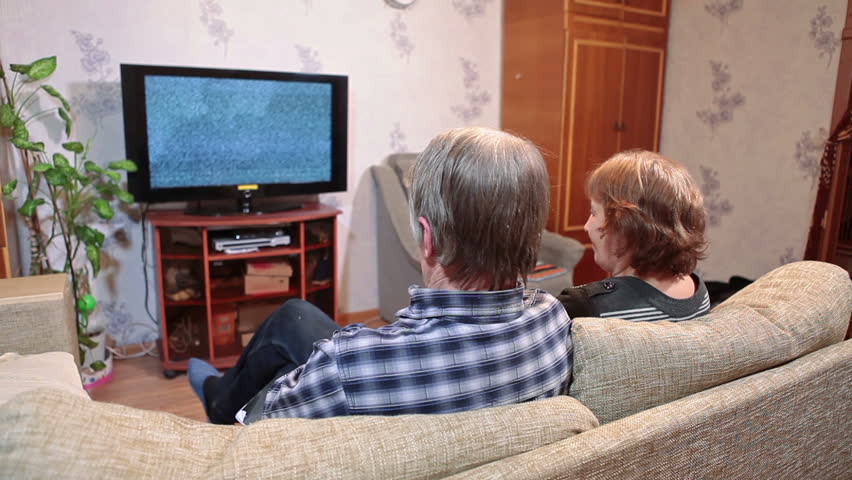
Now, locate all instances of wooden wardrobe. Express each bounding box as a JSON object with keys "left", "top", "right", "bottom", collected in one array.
[{"left": 502, "top": 0, "right": 670, "bottom": 285}]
